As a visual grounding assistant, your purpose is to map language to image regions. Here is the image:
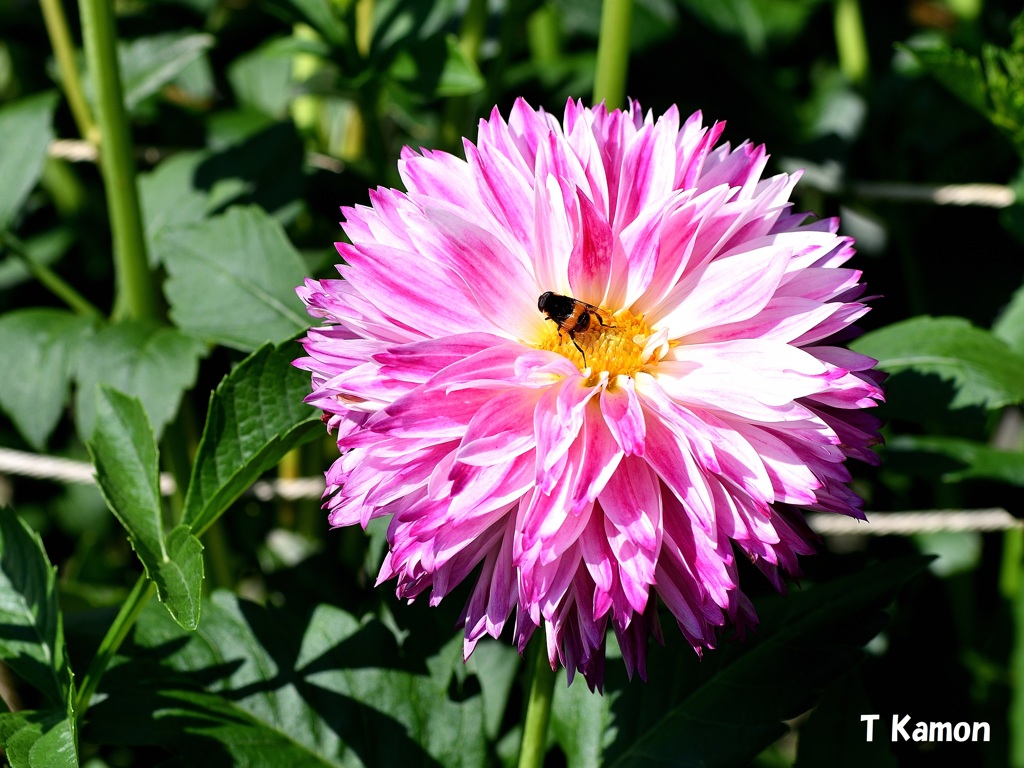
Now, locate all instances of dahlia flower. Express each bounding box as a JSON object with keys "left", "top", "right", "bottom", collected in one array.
[{"left": 296, "top": 98, "right": 882, "bottom": 688}]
